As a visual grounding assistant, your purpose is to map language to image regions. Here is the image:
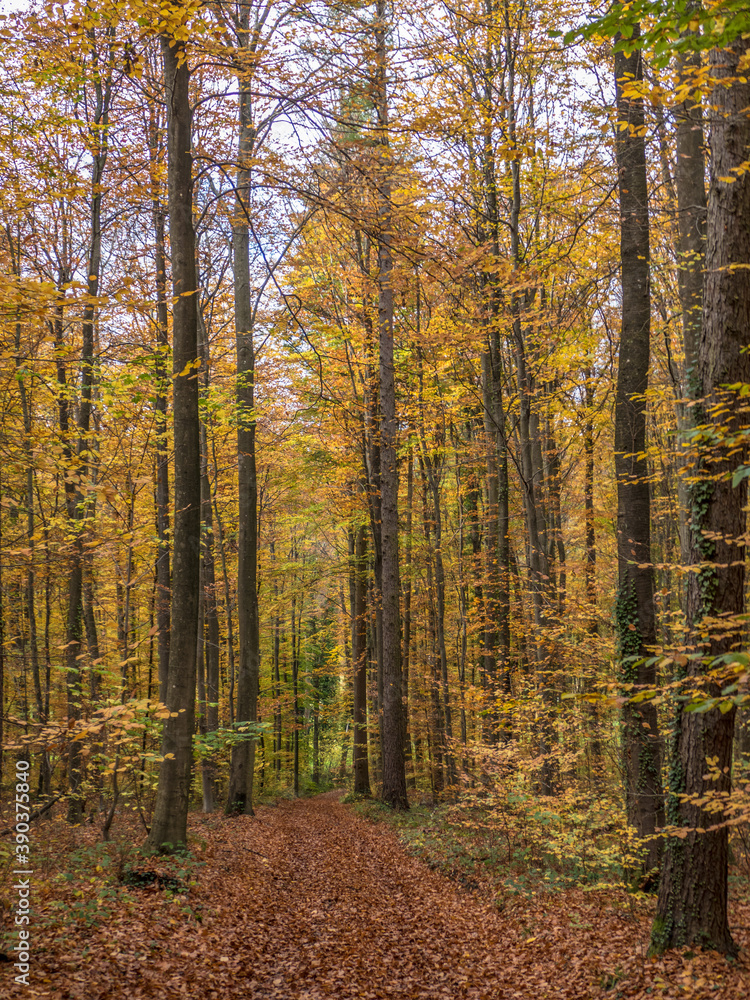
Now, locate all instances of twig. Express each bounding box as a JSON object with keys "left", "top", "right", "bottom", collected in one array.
[{"left": 0, "top": 792, "right": 63, "bottom": 836}]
